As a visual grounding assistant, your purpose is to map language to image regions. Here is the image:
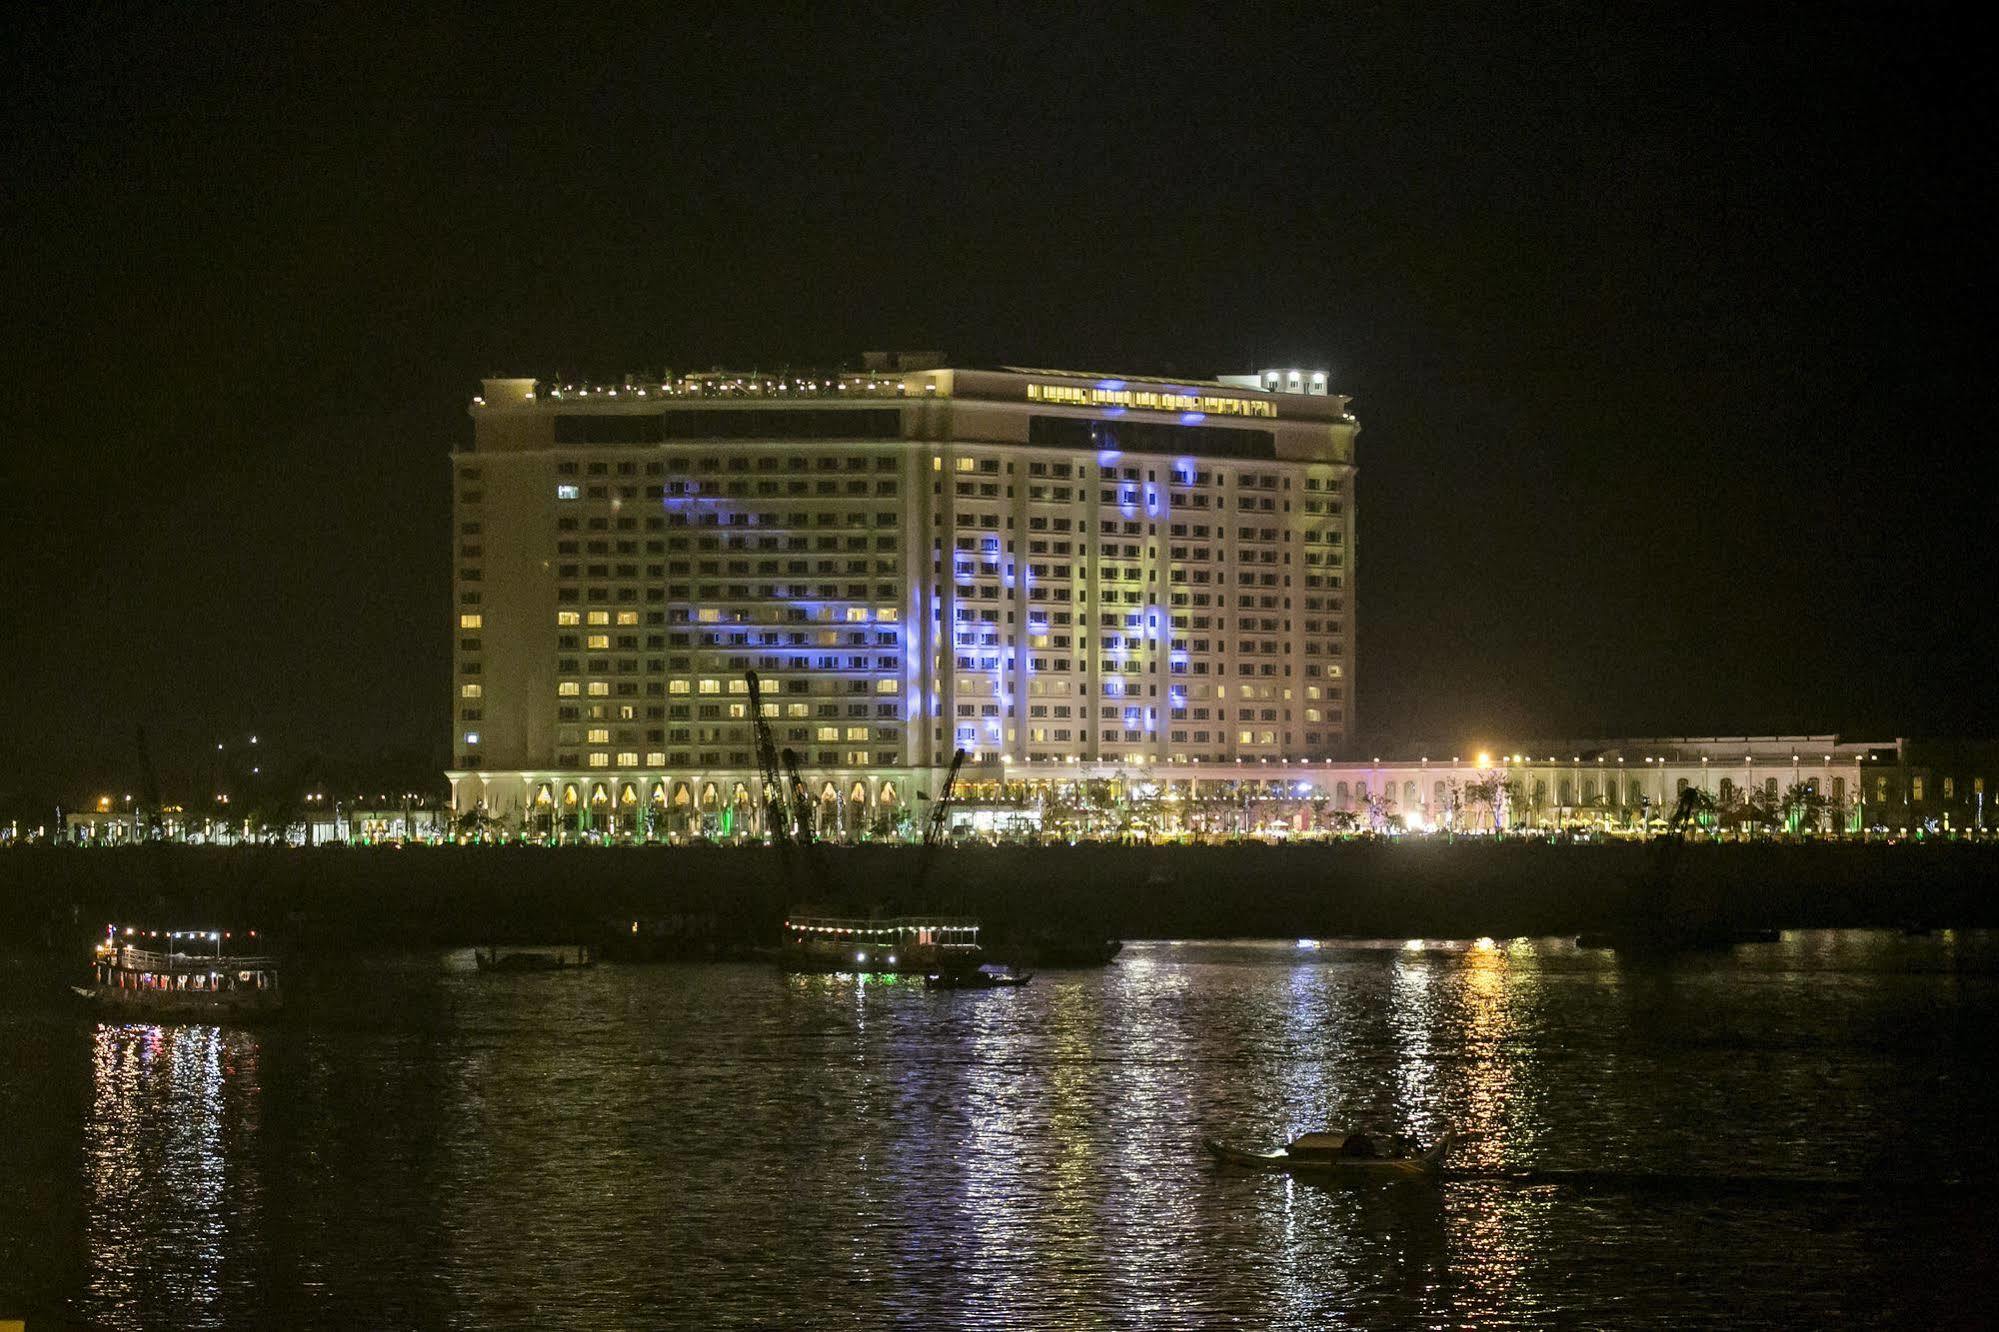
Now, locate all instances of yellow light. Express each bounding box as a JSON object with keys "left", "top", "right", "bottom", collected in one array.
[{"left": 1476, "top": 752, "right": 1491, "bottom": 768}]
